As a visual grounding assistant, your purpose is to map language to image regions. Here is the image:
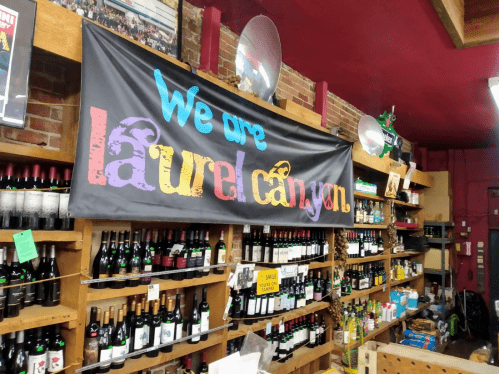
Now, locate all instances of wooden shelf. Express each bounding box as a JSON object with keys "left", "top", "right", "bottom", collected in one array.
[
  {"left": 269, "top": 341, "right": 334, "bottom": 374},
  {"left": 346, "top": 254, "right": 388, "bottom": 265},
  {"left": 390, "top": 274, "right": 424, "bottom": 287},
  {"left": 340, "top": 284, "right": 385, "bottom": 302},
  {"left": 427, "top": 238, "right": 455, "bottom": 244},
  {"left": 0, "top": 230, "right": 82, "bottom": 242},
  {"left": 394, "top": 200, "right": 422, "bottom": 209},
  {"left": 308, "top": 261, "right": 333, "bottom": 270},
  {"left": 395, "top": 225, "right": 423, "bottom": 231},
  {"left": 353, "top": 191, "right": 385, "bottom": 201},
  {"left": 87, "top": 273, "right": 227, "bottom": 302},
  {"left": 0, "top": 142, "right": 74, "bottom": 164},
  {"left": 0, "top": 304, "right": 77, "bottom": 335},
  {"left": 391, "top": 251, "right": 422, "bottom": 258},
  {"left": 354, "top": 224, "right": 388, "bottom": 229},
  {"left": 245, "top": 261, "right": 332, "bottom": 270},
  {"left": 227, "top": 301, "right": 330, "bottom": 340},
  {"left": 98, "top": 331, "right": 224, "bottom": 374}
]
